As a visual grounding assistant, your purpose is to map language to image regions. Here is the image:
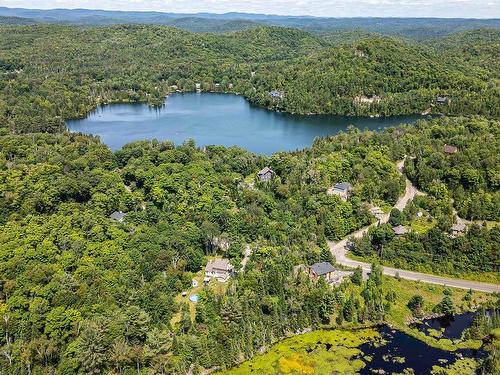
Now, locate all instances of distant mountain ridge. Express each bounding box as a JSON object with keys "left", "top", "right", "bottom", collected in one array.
[{"left": 0, "top": 6, "right": 499, "bottom": 37}]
